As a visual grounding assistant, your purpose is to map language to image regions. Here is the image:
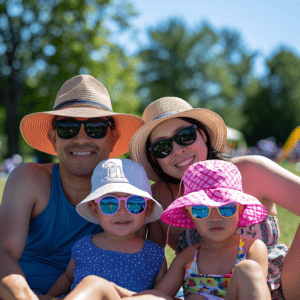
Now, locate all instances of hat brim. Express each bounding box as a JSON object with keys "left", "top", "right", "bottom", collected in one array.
[
  {"left": 20, "top": 107, "right": 144, "bottom": 158},
  {"left": 76, "top": 182, "right": 163, "bottom": 225},
  {"left": 129, "top": 108, "right": 227, "bottom": 182},
  {"left": 161, "top": 188, "right": 267, "bottom": 228}
]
